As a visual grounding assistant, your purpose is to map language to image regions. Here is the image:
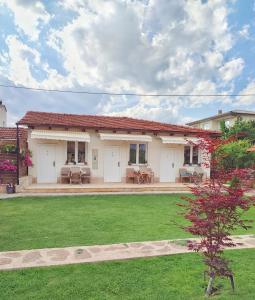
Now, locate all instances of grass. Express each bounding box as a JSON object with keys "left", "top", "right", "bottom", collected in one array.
[
  {"left": 0, "top": 194, "right": 254, "bottom": 251},
  {"left": 1, "top": 249, "right": 255, "bottom": 299}
]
